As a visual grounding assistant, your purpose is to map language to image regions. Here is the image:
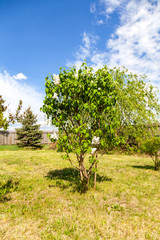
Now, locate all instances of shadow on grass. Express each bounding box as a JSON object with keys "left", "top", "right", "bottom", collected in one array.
[
  {"left": 0, "top": 180, "right": 19, "bottom": 203},
  {"left": 45, "top": 168, "right": 111, "bottom": 192},
  {"left": 131, "top": 165, "right": 155, "bottom": 170}
]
